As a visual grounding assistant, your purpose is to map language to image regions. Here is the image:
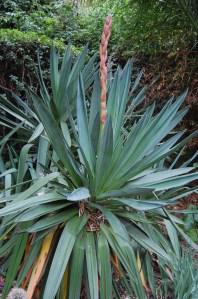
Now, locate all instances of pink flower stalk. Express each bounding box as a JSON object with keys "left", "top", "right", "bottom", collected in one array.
[{"left": 100, "top": 15, "right": 112, "bottom": 125}]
